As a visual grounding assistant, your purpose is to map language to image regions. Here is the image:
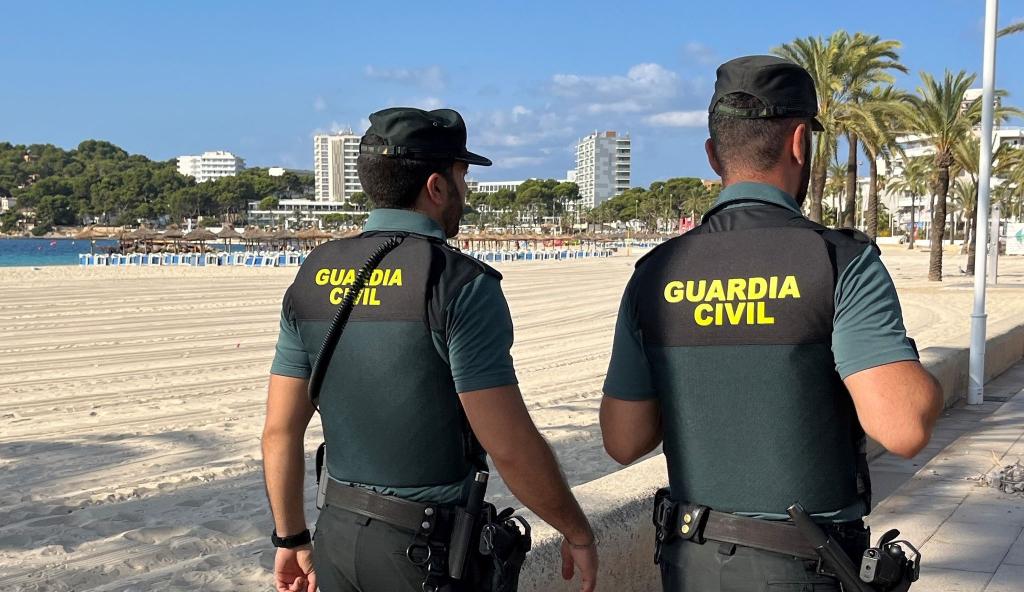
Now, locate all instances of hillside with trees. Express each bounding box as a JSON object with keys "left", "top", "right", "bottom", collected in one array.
[{"left": 0, "top": 140, "right": 312, "bottom": 235}]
